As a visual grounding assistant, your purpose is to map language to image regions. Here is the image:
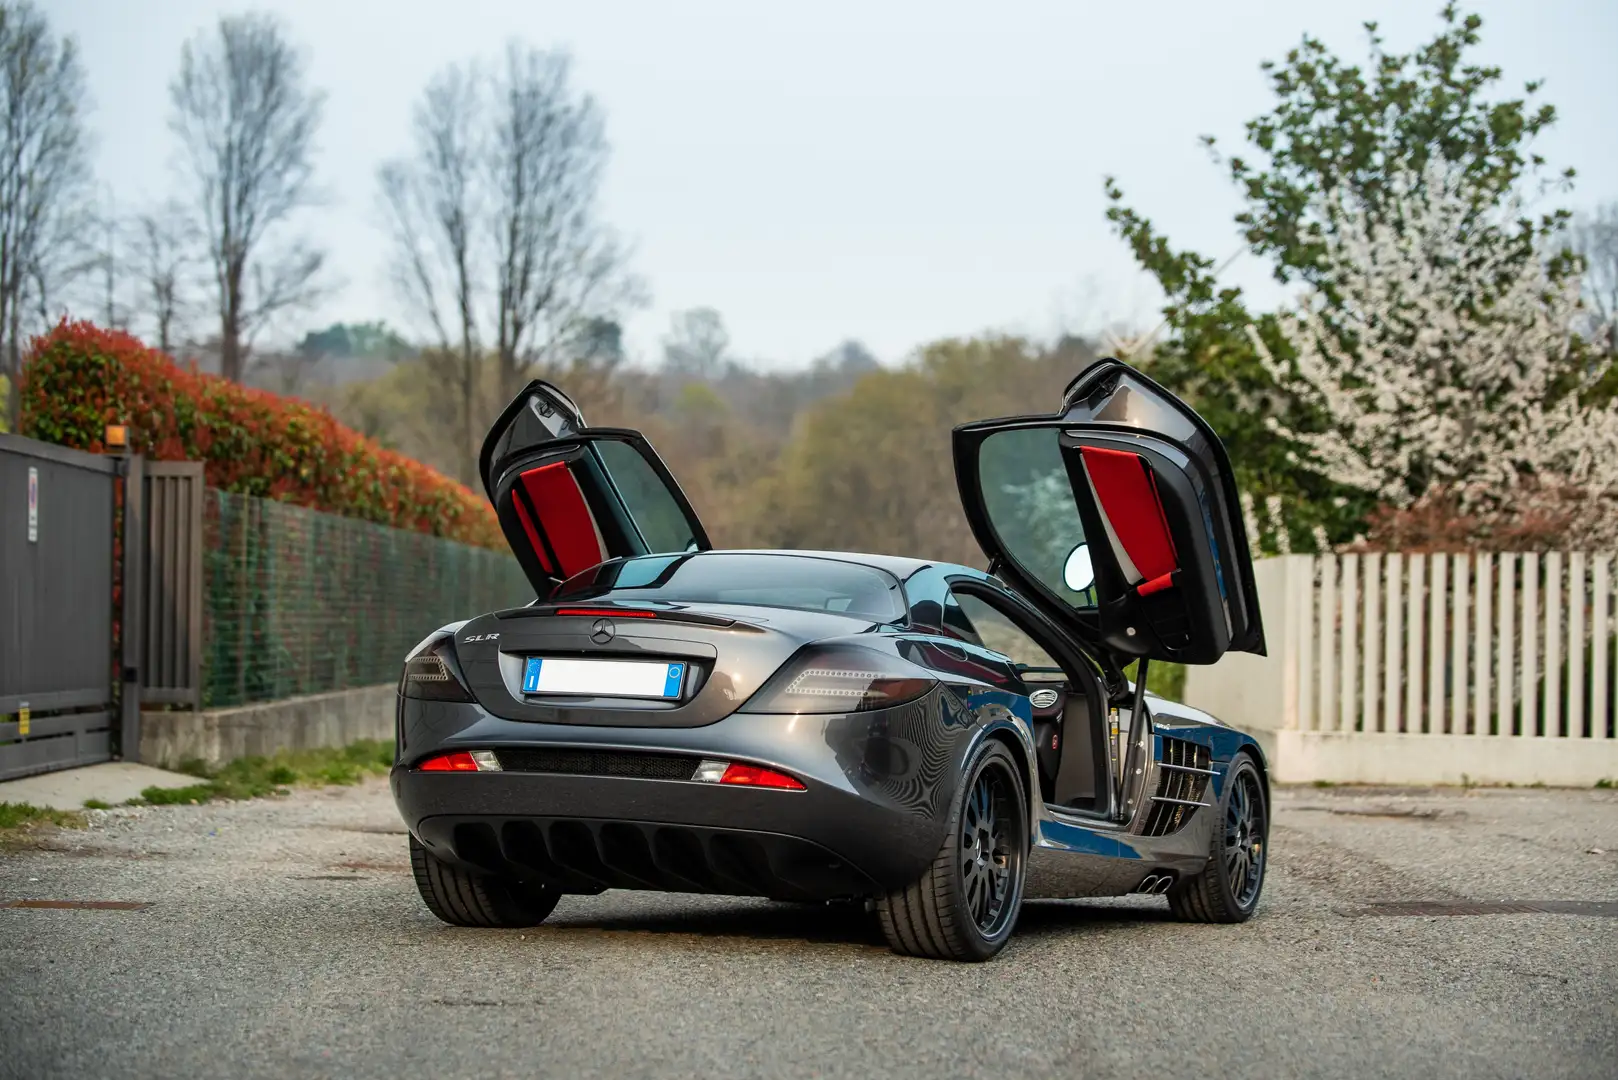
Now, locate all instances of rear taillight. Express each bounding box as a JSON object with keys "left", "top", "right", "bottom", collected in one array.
[
  {"left": 693, "top": 758, "right": 805, "bottom": 790},
  {"left": 738, "top": 644, "right": 936, "bottom": 715},
  {"left": 417, "top": 750, "right": 502, "bottom": 772},
  {"left": 400, "top": 636, "right": 475, "bottom": 702}
]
